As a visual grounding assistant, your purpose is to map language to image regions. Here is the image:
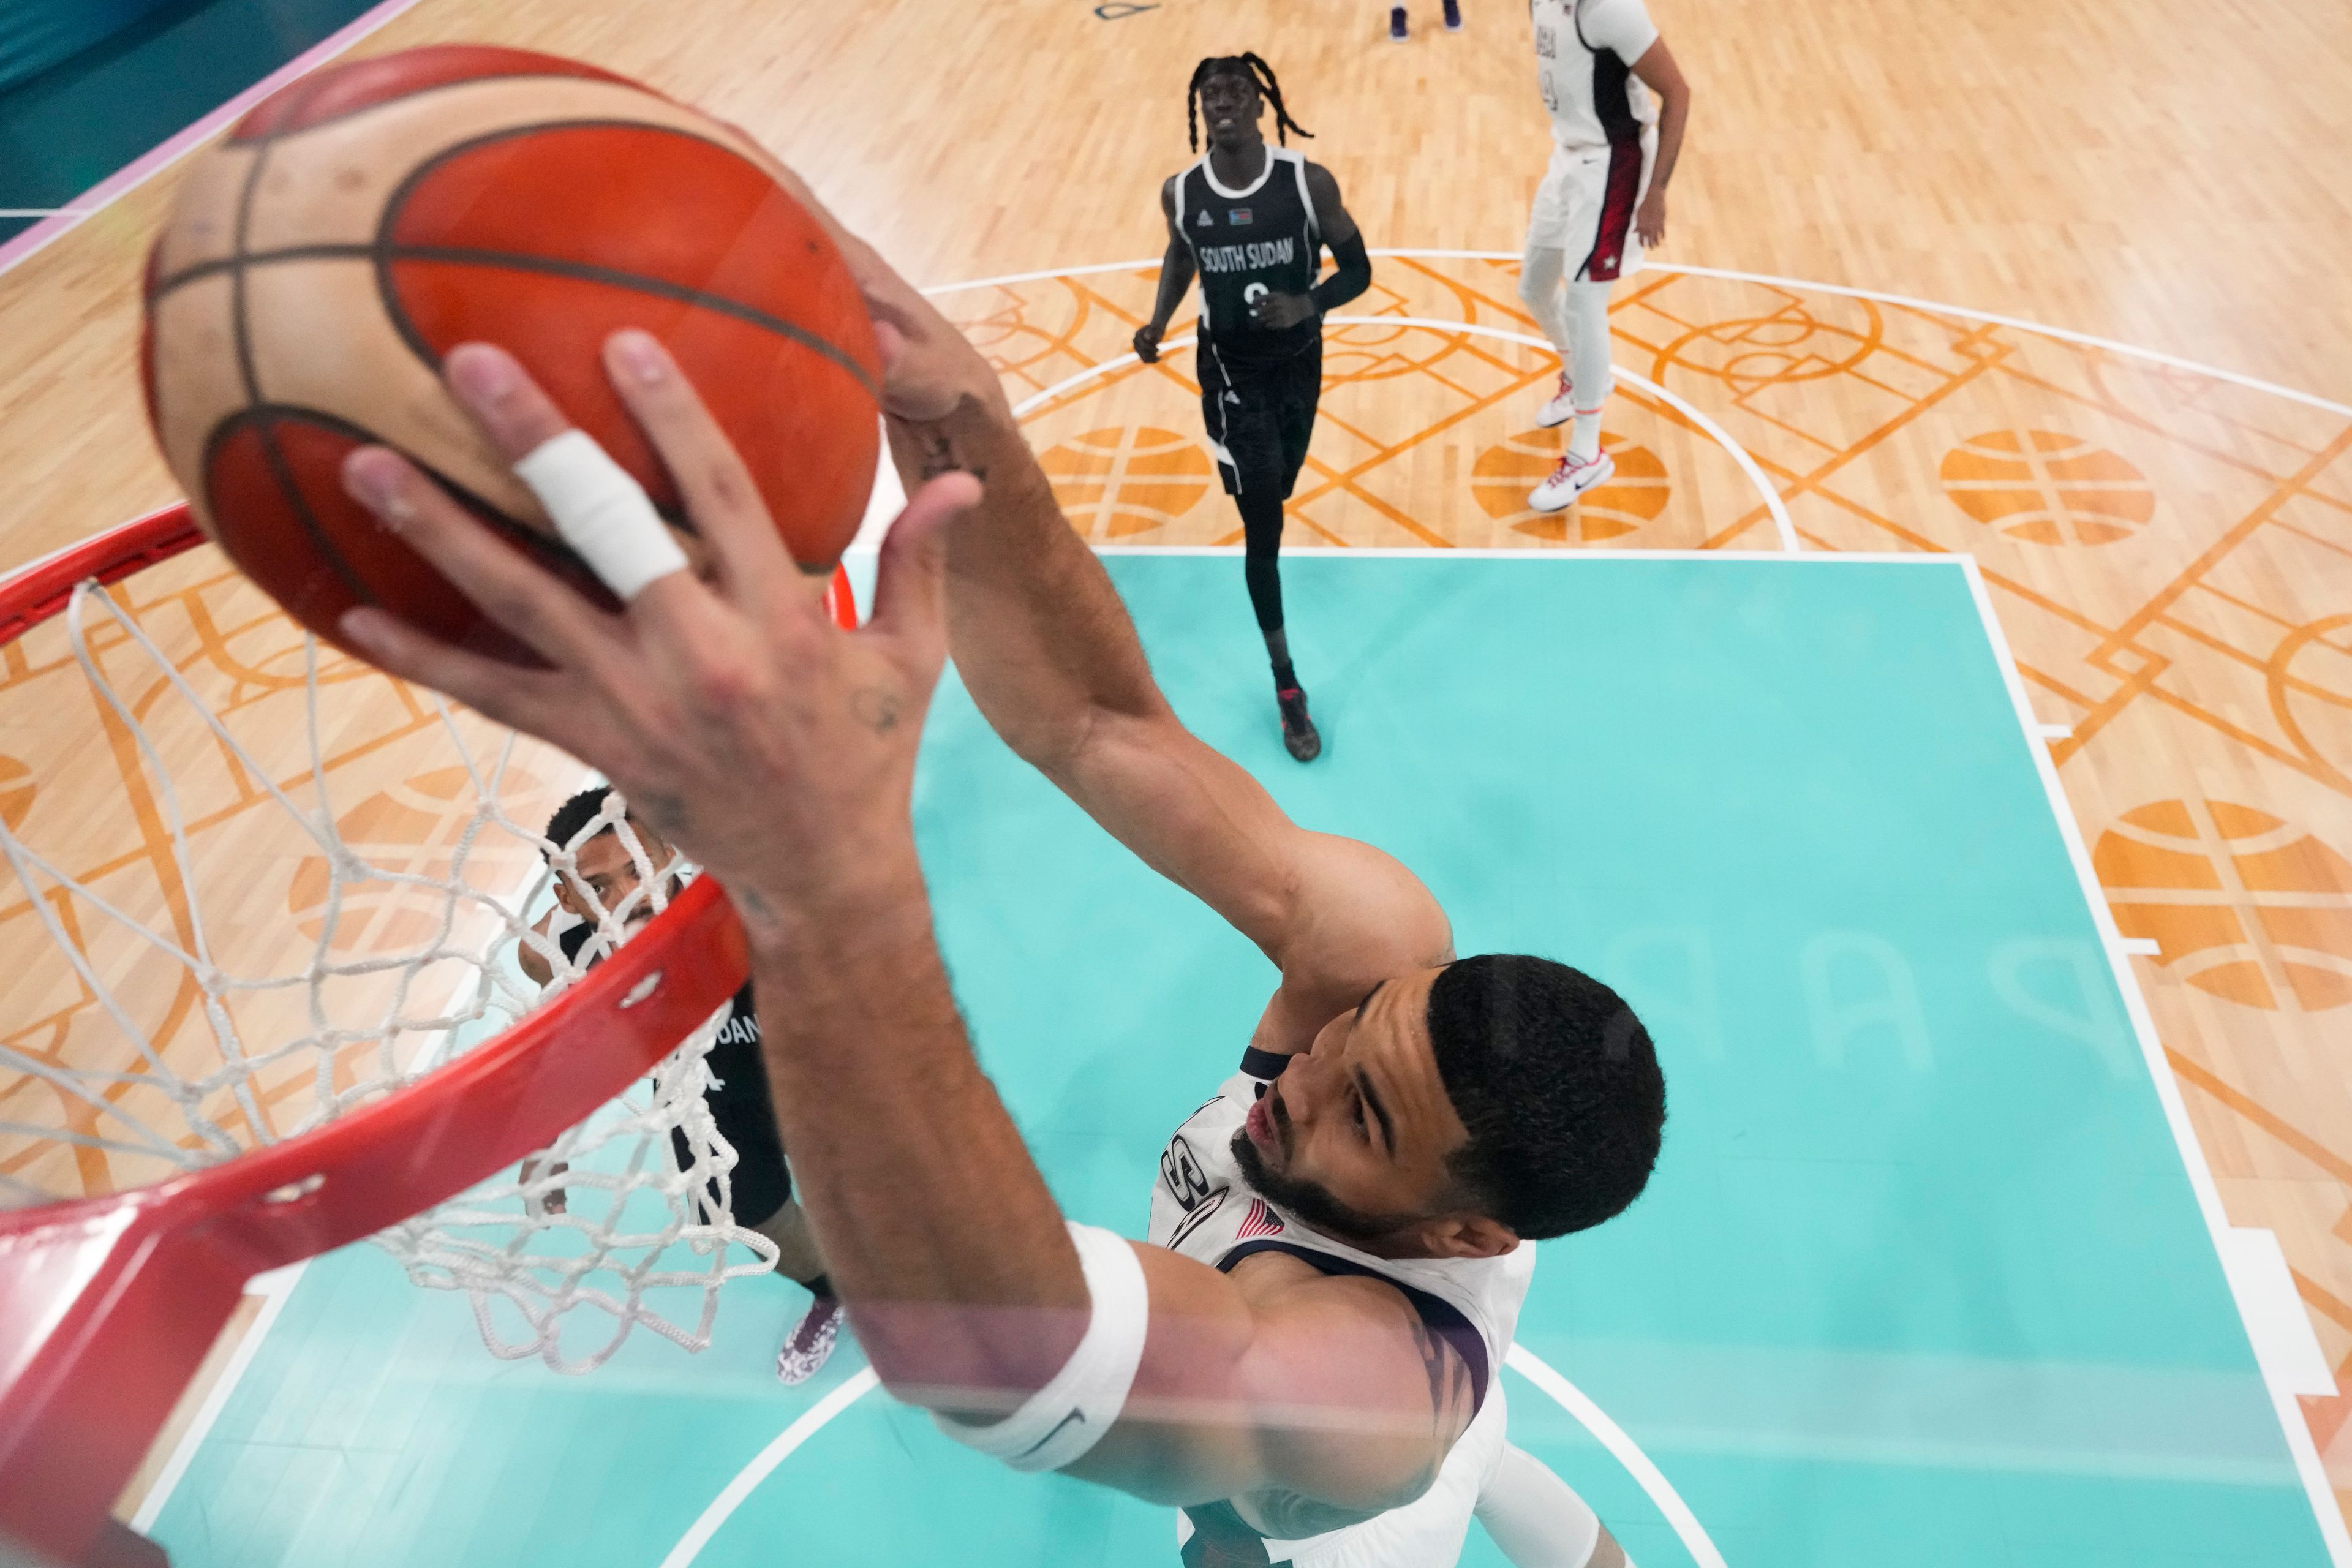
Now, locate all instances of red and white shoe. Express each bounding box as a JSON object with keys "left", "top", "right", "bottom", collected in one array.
[
  {"left": 1528, "top": 450, "right": 1615, "bottom": 513},
  {"left": 776, "top": 1295, "right": 843, "bottom": 1385},
  {"left": 1535, "top": 372, "right": 1577, "bottom": 428}
]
